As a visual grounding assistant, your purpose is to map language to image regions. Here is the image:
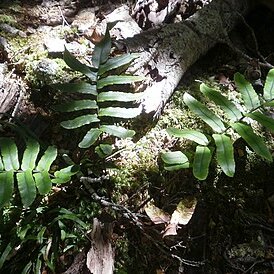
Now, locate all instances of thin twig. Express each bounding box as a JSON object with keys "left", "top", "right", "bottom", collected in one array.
[
  {"left": 171, "top": 254, "right": 205, "bottom": 267},
  {"left": 58, "top": 6, "right": 70, "bottom": 27},
  {"left": 81, "top": 177, "right": 170, "bottom": 255},
  {"left": 236, "top": 12, "right": 273, "bottom": 68}
]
